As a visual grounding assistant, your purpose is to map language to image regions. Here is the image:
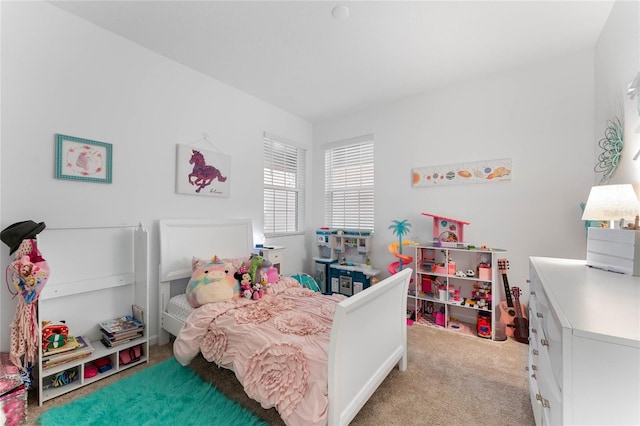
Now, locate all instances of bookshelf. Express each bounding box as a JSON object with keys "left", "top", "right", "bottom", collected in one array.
[
  {"left": 409, "top": 243, "right": 505, "bottom": 340},
  {"left": 36, "top": 224, "right": 149, "bottom": 405}
]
